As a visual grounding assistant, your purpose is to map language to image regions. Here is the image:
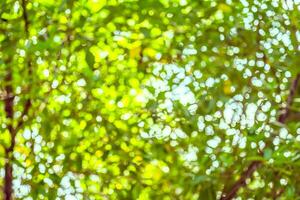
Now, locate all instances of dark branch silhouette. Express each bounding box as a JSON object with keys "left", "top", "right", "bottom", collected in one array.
[
  {"left": 3, "top": 0, "right": 32, "bottom": 199},
  {"left": 220, "top": 73, "right": 300, "bottom": 200},
  {"left": 3, "top": 68, "right": 15, "bottom": 200}
]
